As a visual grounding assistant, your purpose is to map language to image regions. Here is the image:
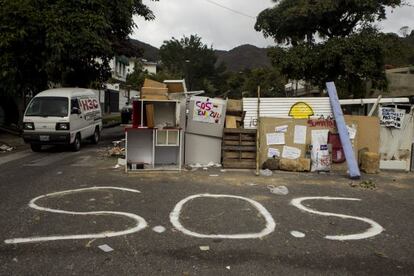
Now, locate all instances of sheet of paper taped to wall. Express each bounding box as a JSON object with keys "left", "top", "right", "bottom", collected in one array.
[
  {"left": 266, "top": 133, "right": 285, "bottom": 145},
  {"left": 275, "top": 125, "right": 288, "bottom": 133},
  {"left": 294, "top": 125, "right": 307, "bottom": 144},
  {"left": 268, "top": 148, "right": 281, "bottom": 158},
  {"left": 346, "top": 125, "right": 357, "bottom": 140},
  {"left": 282, "top": 146, "right": 301, "bottom": 159}
]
